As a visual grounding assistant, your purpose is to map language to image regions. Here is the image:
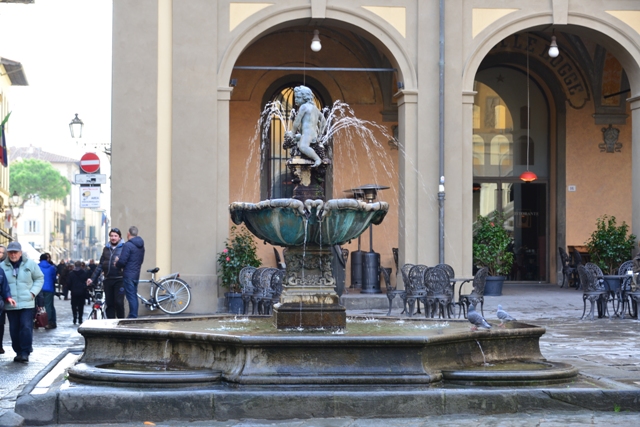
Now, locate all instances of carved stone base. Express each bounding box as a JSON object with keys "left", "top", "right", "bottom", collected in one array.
[
  {"left": 277, "top": 245, "right": 346, "bottom": 329},
  {"left": 273, "top": 303, "right": 346, "bottom": 329}
]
